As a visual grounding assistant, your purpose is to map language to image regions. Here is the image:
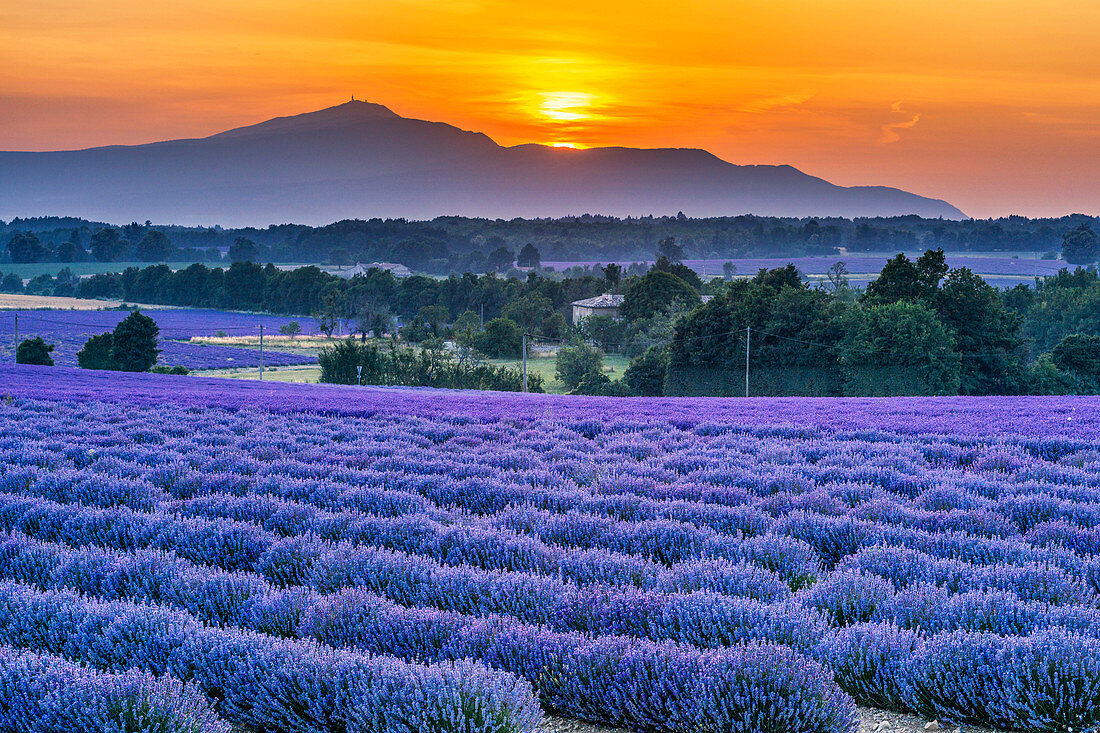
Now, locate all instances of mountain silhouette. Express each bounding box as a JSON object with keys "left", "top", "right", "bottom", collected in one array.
[{"left": 0, "top": 101, "right": 966, "bottom": 225}]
